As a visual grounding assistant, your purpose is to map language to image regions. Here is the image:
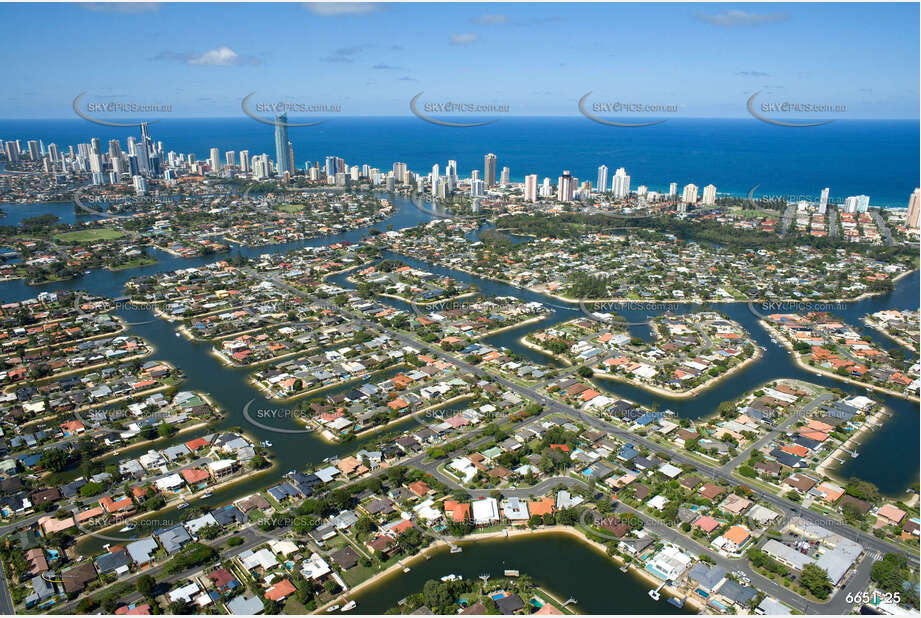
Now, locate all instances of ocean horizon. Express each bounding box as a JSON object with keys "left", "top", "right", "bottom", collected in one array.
[{"left": 1, "top": 116, "right": 918, "bottom": 206}]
